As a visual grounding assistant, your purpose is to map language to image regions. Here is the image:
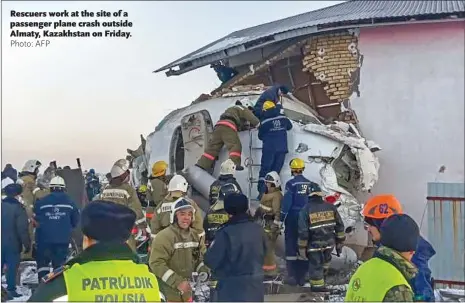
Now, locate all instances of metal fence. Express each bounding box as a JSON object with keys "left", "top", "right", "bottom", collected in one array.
[{"left": 427, "top": 182, "right": 465, "bottom": 289}]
